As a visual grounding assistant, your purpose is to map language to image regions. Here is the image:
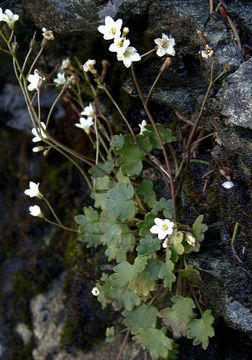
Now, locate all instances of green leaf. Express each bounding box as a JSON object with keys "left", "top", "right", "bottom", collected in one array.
[
  {"left": 159, "top": 295, "right": 196, "bottom": 338},
  {"left": 137, "top": 213, "right": 156, "bottom": 237},
  {"left": 146, "top": 259, "right": 163, "bottom": 280},
  {"left": 105, "top": 327, "right": 115, "bottom": 343},
  {"left": 89, "top": 160, "right": 114, "bottom": 177},
  {"left": 105, "top": 182, "right": 136, "bottom": 220},
  {"left": 187, "top": 310, "right": 215, "bottom": 349},
  {"left": 91, "top": 176, "right": 111, "bottom": 210},
  {"left": 152, "top": 198, "right": 173, "bottom": 219},
  {"left": 192, "top": 215, "right": 208, "bottom": 242},
  {"left": 113, "top": 135, "right": 151, "bottom": 176},
  {"left": 136, "top": 234, "right": 161, "bottom": 255},
  {"left": 143, "top": 123, "right": 176, "bottom": 150},
  {"left": 159, "top": 250, "right": 176, "bottom": 290},
  {"left": 170, "top": 231, "right": 185, "bottom": 255},
  {"left": 131, "top": 269, "right": 156, "bottom": 296},
  {"left": 137, "top": 180, "right": 156, "bottom": 208},
  {"left": 134, "top": 328, "right": 173, "bottom": 359},
  {"left": 123, "top": 304, "right": 158, "bottom": 334},
  {"left": 178, "top": 265, "right": 201, "bottom": 284},
  {"left": 112, "top": 134, "right": 124, "bottom": 150},
  {"left": 110, "top": 256, "right": 147, "bottom": 288},
  {"left": 75, "top": 207, "right": 102, "bottom": 247}
]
